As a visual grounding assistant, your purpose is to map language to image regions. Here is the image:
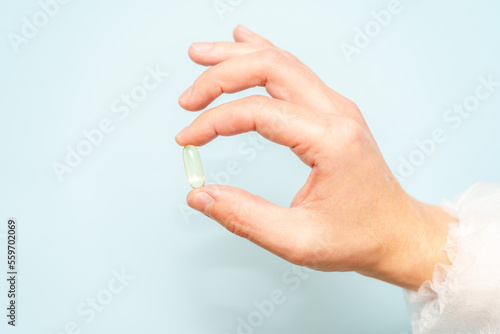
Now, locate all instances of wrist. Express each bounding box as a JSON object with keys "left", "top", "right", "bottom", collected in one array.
[{"left": 360, "top": 197, "right": 456, "bottom": 290}]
